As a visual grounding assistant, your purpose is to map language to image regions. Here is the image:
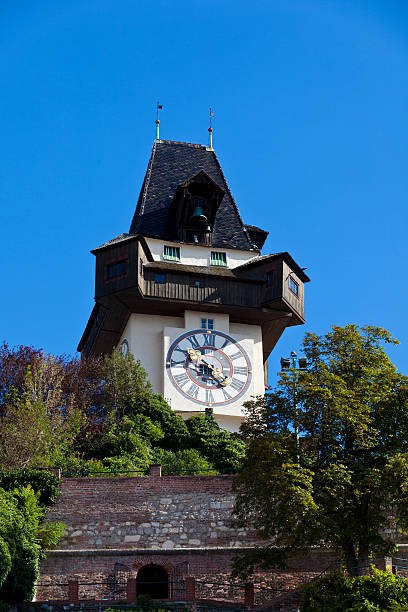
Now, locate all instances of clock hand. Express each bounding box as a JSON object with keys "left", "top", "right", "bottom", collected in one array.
[
  {"left": 186, "top": 350, "right": 232, "bottom": 387},
  {"left": 199, "top": 358, "right": 232, "bottom": 387}
]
